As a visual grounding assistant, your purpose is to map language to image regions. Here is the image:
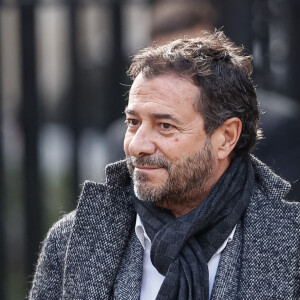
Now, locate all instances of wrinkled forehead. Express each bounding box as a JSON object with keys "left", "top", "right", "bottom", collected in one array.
[
  {"left": 126, "top": 72, "right": 203, "bottom": 121},
  {"left": 129, "top": 72, "right": 200, "bottom": 99}
]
